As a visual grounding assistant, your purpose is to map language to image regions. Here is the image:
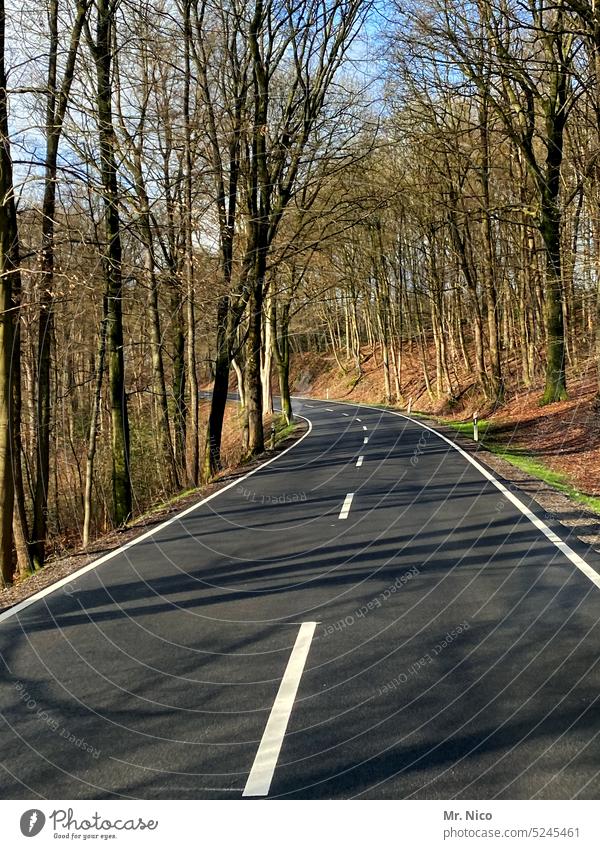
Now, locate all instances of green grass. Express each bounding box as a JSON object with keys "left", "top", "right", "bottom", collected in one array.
[
  {"left": 273, "top": 417, "right": 297, "bottom": 442},
  {"left": 485, "top": 448, "right": 600, "bottom": 514},
  {"left": 441, "top": 417, "right": 494, "bottom": 439},
  {"left": 443, "top": 418, "right": 600, "bottom": 516}
]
